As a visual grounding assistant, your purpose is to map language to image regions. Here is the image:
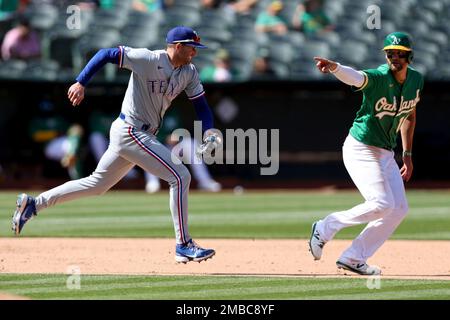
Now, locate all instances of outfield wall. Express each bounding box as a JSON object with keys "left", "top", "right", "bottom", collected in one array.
[{"left": 1, "top": 79, "right": 449, "bottom": 185}]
